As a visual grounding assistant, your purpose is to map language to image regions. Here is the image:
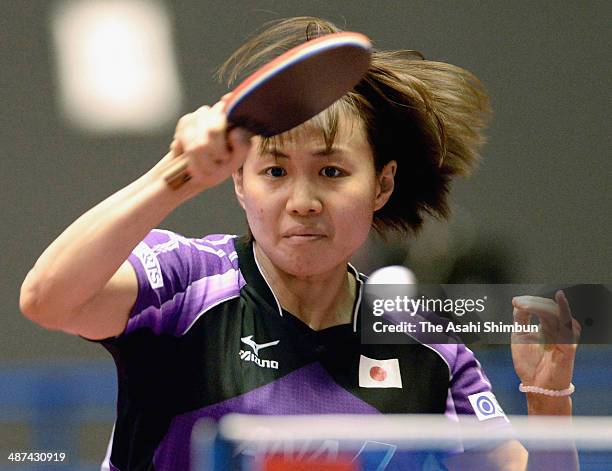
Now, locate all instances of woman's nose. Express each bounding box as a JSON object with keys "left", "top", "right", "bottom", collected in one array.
[{"left": 285, "top": 181, "right": 323, "bottom": 215}]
